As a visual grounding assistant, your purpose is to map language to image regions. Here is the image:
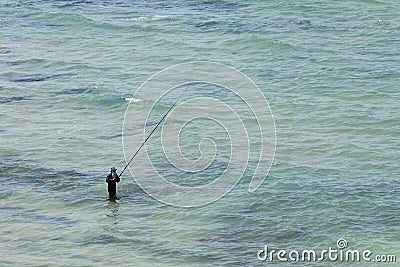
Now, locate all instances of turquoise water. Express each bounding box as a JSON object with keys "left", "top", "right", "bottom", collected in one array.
[{"left": 1, "top": 0, "right": 399, "bottom": 266}]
